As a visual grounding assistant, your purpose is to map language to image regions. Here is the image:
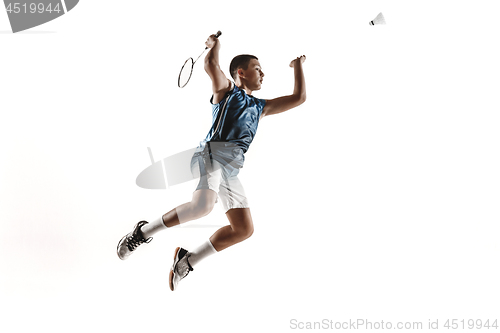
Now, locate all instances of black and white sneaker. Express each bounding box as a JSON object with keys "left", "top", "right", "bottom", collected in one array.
[
  {"left": 169, "top": 247, "right": 193, "bottom": 291},
  {"left": 117, "top": 221, "right": 152, "bottom": 260}
]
